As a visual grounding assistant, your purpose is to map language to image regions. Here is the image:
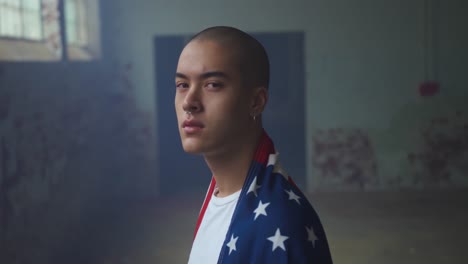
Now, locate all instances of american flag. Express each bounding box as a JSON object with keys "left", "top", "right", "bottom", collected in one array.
[{"left": 194, "top": 131, "right": 333, "bottom": 263}]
